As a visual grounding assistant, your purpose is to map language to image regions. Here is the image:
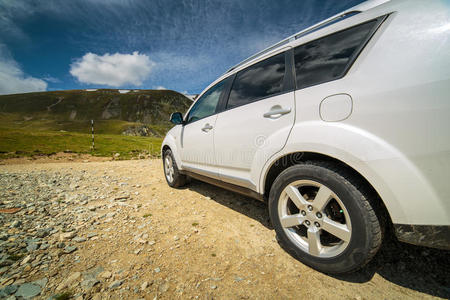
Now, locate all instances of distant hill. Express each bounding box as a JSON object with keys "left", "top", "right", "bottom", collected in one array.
[{"left": 0, "top": 89, "right": 192, "bottom": 137}]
